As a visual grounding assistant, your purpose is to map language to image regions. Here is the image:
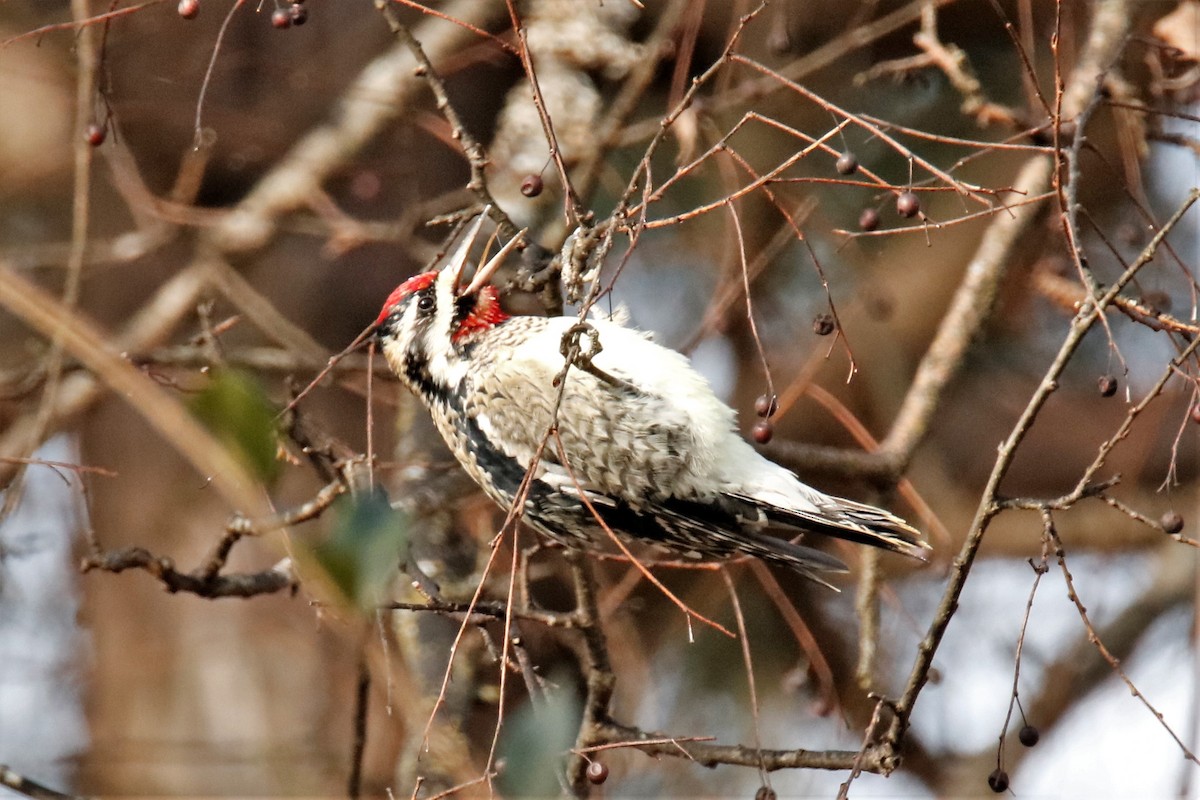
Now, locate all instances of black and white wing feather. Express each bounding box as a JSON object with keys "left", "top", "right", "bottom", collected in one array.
[{"left": 459, "top": 316, "right": 927, "bottom": 579}]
